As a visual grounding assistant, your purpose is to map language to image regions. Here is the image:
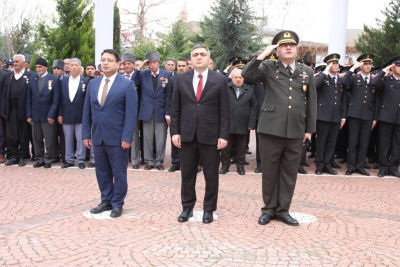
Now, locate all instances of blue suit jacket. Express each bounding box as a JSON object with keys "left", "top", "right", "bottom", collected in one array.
[
  {"left": 82, "top": 74, "right": 138, "bottom": 146},
  {"left": 132, "top": 69, "right": 171, "bottom": 122},
  {"left": 59, "top": 76, "right": 88, "bottom": 124},
  {"left": 26, "top": 73, "right": 60, "bottom": 122}
]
